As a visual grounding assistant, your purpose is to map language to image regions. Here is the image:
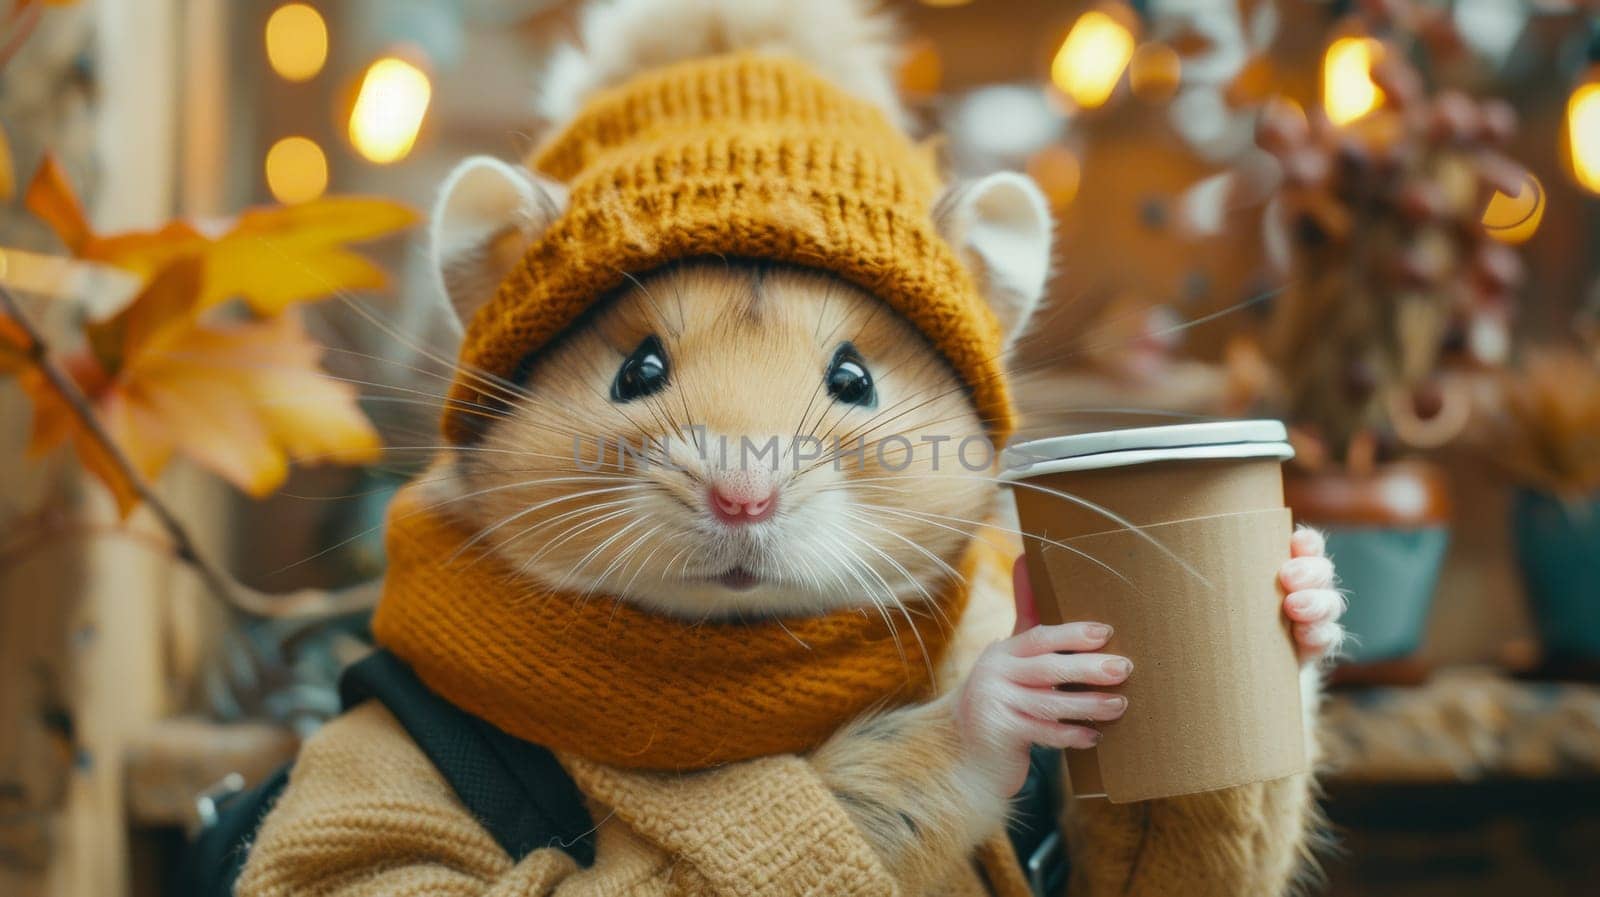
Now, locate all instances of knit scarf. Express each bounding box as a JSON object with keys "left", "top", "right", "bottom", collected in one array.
[{"left": 371, "top": 484, "right": 975, "bottom": 771}]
